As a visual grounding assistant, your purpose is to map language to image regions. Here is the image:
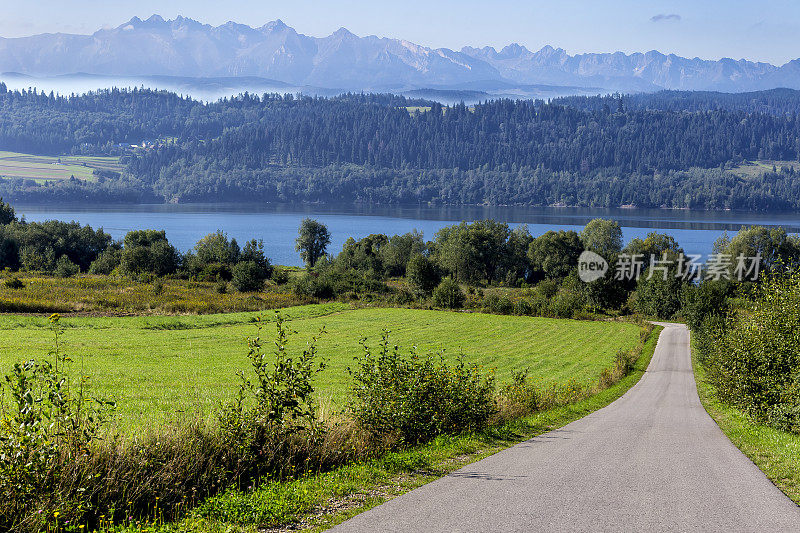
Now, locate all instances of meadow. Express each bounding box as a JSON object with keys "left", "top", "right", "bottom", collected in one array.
[
  {"left": 726, "top": 159, "right": 798, "bottom": 179},
  {"left": 0, "top": 305, "right": 641, "bottom": 432},
  {"left": 0, "top": 150, "right": 122, "bottom": 183},
  {"left": 0, "top": 274, "right": 307, "bottom": 314}
]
